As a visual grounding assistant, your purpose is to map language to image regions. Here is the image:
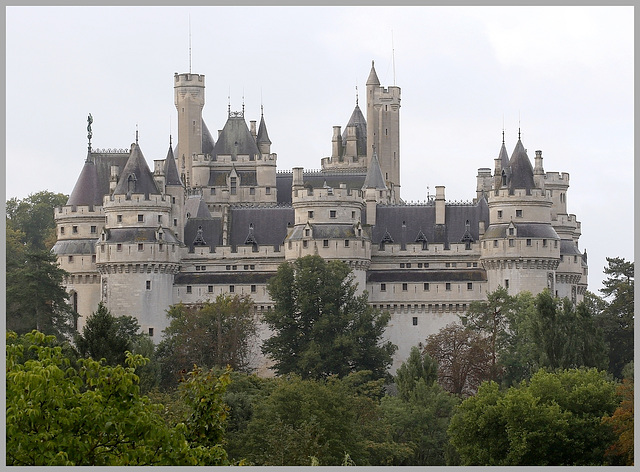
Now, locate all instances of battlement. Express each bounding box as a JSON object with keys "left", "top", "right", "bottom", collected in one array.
[
  {"left": 186, "top": 242, "right": 286, "bottom": 259},
  {"left": 56, "top": 204, "right": 104, "bottom": 216},
  {"left": 545, "top": 171, "right": 570, "bottom": 184},
  {"left": 174, "top": 72, "right": 205, "bottom": 85},
  {"left": 106, "top": 193, "right": 172, "bottom": 208},
  {"left": 293, "top": 185, "right": 364, "bottom": 203}
]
